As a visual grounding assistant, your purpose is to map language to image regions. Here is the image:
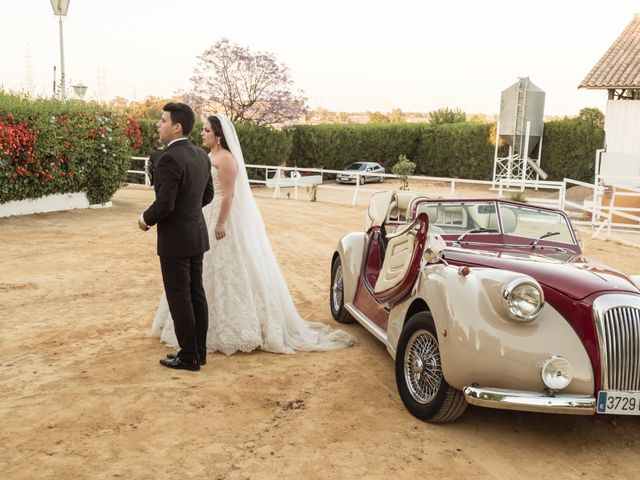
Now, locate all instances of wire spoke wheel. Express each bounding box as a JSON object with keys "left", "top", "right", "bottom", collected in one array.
[
  {"left": 403, "top": 329, "right": 443, "bottom": 404},
  {"left": 331, "top": 263, "right": 344, "bottom": 315},
  {"left": 329, "top": 257, "right": 354, "bottom": 324}
]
